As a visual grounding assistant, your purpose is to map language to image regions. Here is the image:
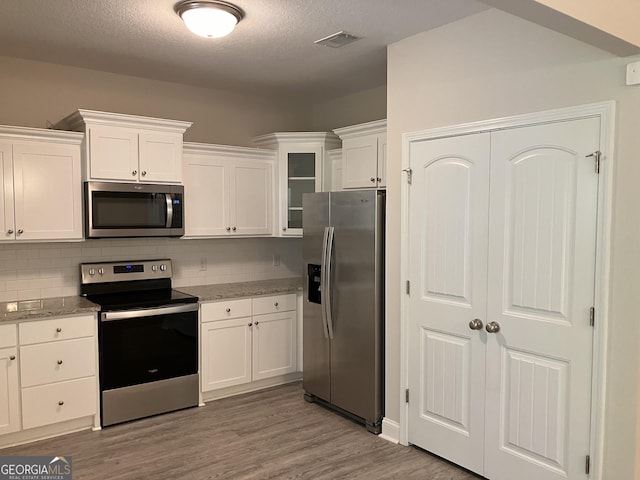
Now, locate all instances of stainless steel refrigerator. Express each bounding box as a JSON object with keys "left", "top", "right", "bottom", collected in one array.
[{"left": 302, "top": 190, "right": 384, "bottom": 434}]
